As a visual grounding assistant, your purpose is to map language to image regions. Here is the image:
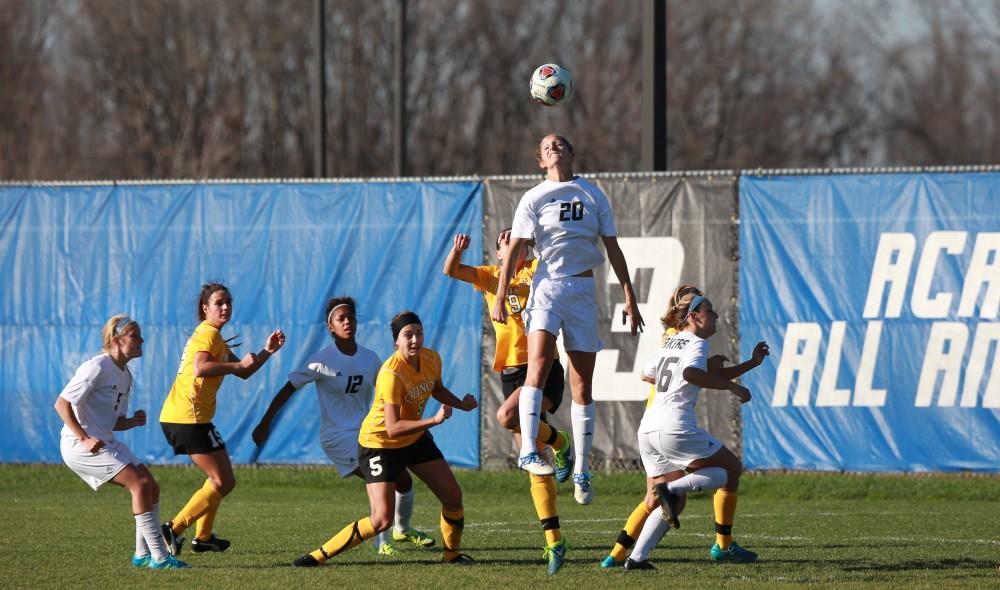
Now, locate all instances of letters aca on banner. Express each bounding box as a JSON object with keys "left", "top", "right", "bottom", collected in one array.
[{"left": 740, "top": 173, "right": 1000, "bottom": 472}]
